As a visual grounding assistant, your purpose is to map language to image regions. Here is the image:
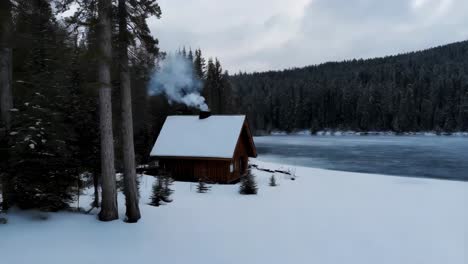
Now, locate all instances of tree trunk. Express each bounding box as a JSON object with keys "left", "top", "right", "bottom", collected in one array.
[
  {"left": 0, "top": 0, "right": 13, "bottom": 212},
  {"left": 97, "top": 0, "right": 118, "bottom": 222},
  {"left": 92, "top": 170, "right": 100, "bottom": 208},
  {"left": 118, "top": 0, "right": 141, "bottom": 223}
]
